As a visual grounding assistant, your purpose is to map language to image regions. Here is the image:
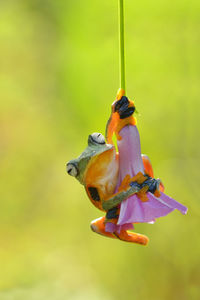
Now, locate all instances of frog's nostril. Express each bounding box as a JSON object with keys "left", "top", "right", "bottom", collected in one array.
[{"left": 66, "top": 163, "right": 78, "bottom": 177}]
